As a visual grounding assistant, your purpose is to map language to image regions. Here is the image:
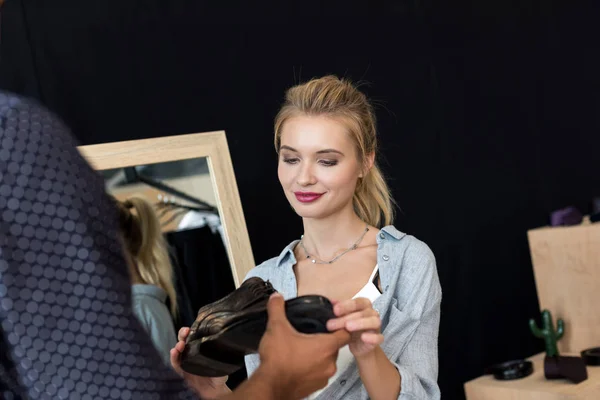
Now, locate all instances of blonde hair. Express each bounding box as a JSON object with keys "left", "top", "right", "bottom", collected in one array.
[
  {"left": 274, "top": 75, "right": 395, "bottom": 227},
  {"left": 115, "top": 195, "right": 178, "bottom": 317}
]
